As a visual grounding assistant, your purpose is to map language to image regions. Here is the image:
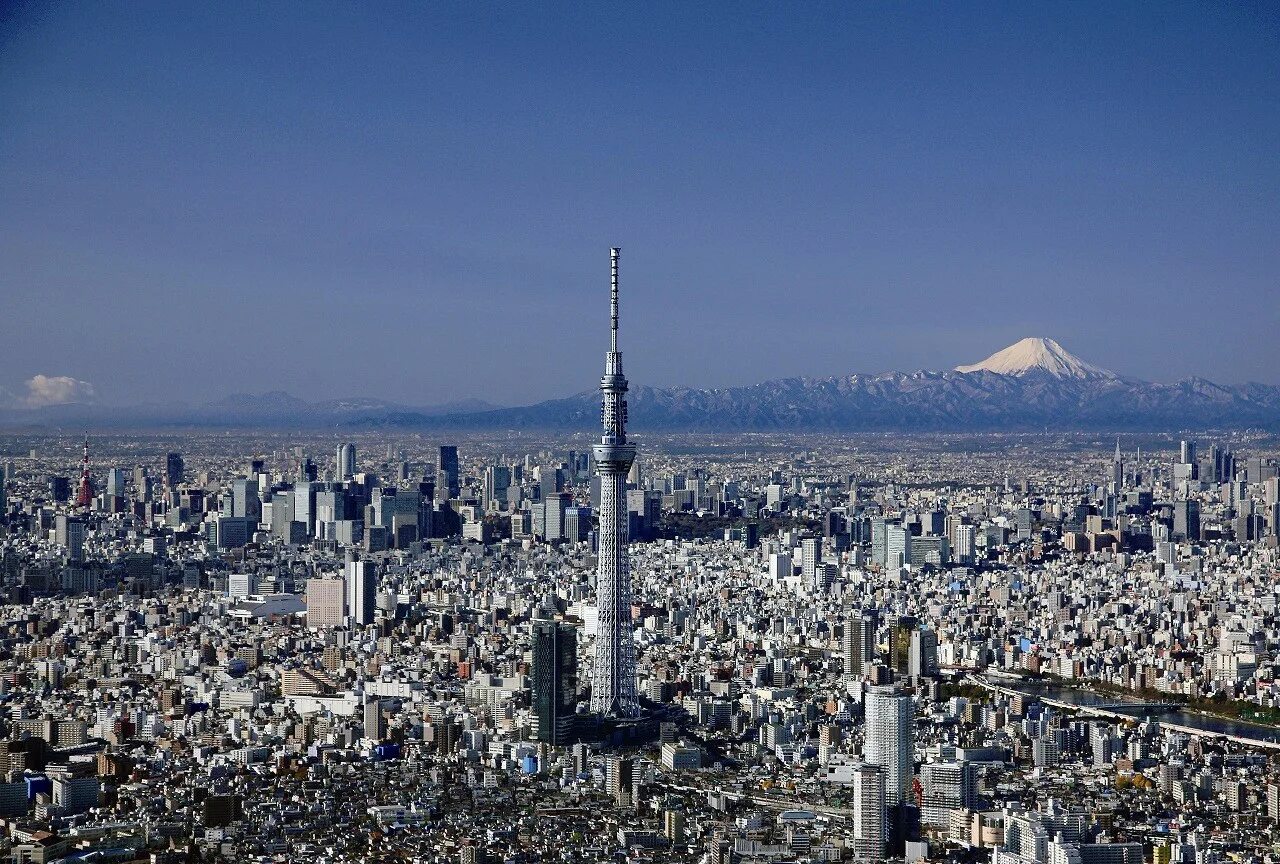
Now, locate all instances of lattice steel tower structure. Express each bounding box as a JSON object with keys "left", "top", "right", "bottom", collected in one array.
[
  {"left": 74, "top": 436, "right": 94, "bottom": 510},
  {"left": 590, "top": 247, "right": 639, "bottom": 719}
]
